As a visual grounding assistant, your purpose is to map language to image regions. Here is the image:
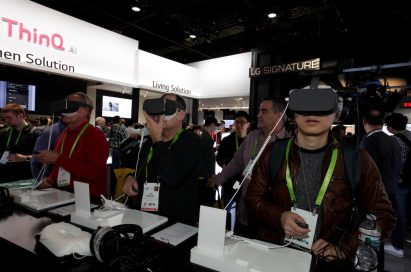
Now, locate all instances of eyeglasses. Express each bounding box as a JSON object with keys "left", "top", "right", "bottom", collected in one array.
[{"left": 235, "top": 120, "right": 248, "bottom": 125}]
